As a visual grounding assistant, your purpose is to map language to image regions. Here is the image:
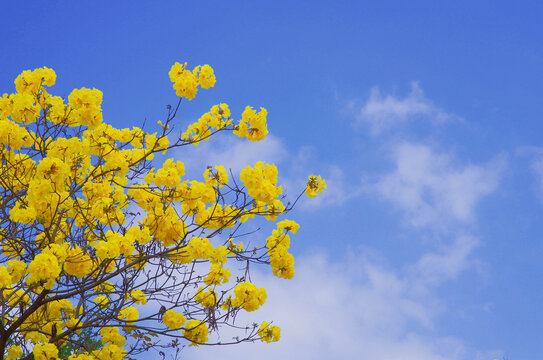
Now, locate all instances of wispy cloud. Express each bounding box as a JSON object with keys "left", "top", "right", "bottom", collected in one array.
[
  {"left": 177, "top": 134, "right": 363, "bottom": 210},
  {"left": 353, "top": 82, "right": 459, "bottom": 135},
  {"left": 410, "top": 235, "right": 480, "bottom": 287},
  {"left": 185, "top": 250, "right": 501, "bottom": 360},
  {"left": 366, "top": 142, "right": 506, "bottom": 228},
  {"left": 175, "top": 84, "right": 506, "bottom": 360},
  {"left": 178, "top": 134, "right": 288, "bottom": 176}
]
